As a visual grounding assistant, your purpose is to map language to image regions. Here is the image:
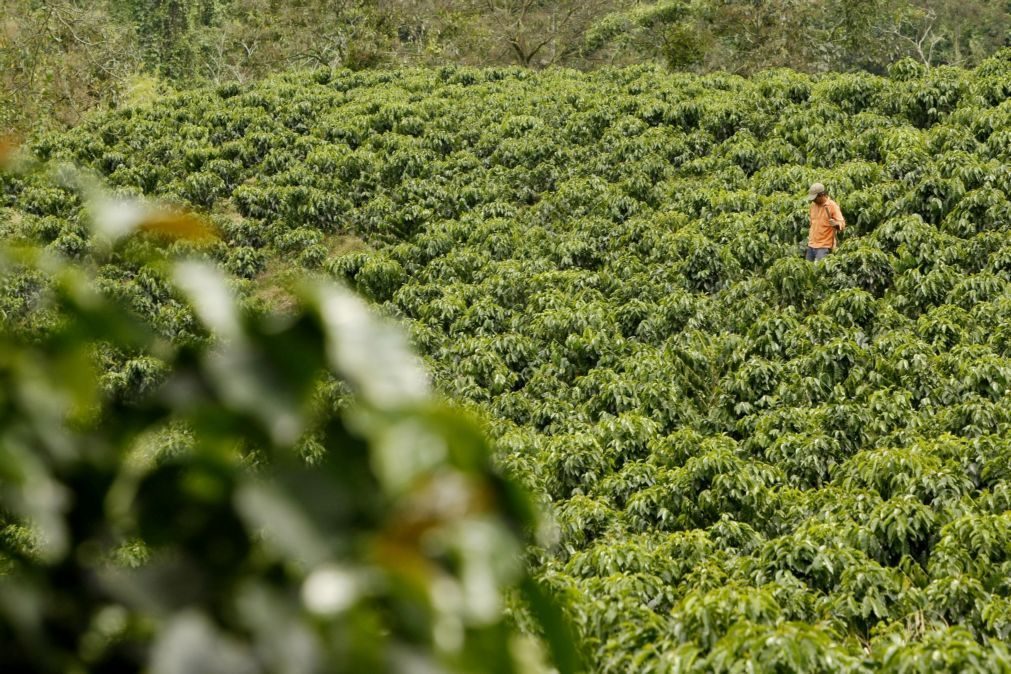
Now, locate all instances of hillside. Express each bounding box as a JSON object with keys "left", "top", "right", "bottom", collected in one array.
[{"left": 5, "top": 55, "right": 1011, "bottom": 670}]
